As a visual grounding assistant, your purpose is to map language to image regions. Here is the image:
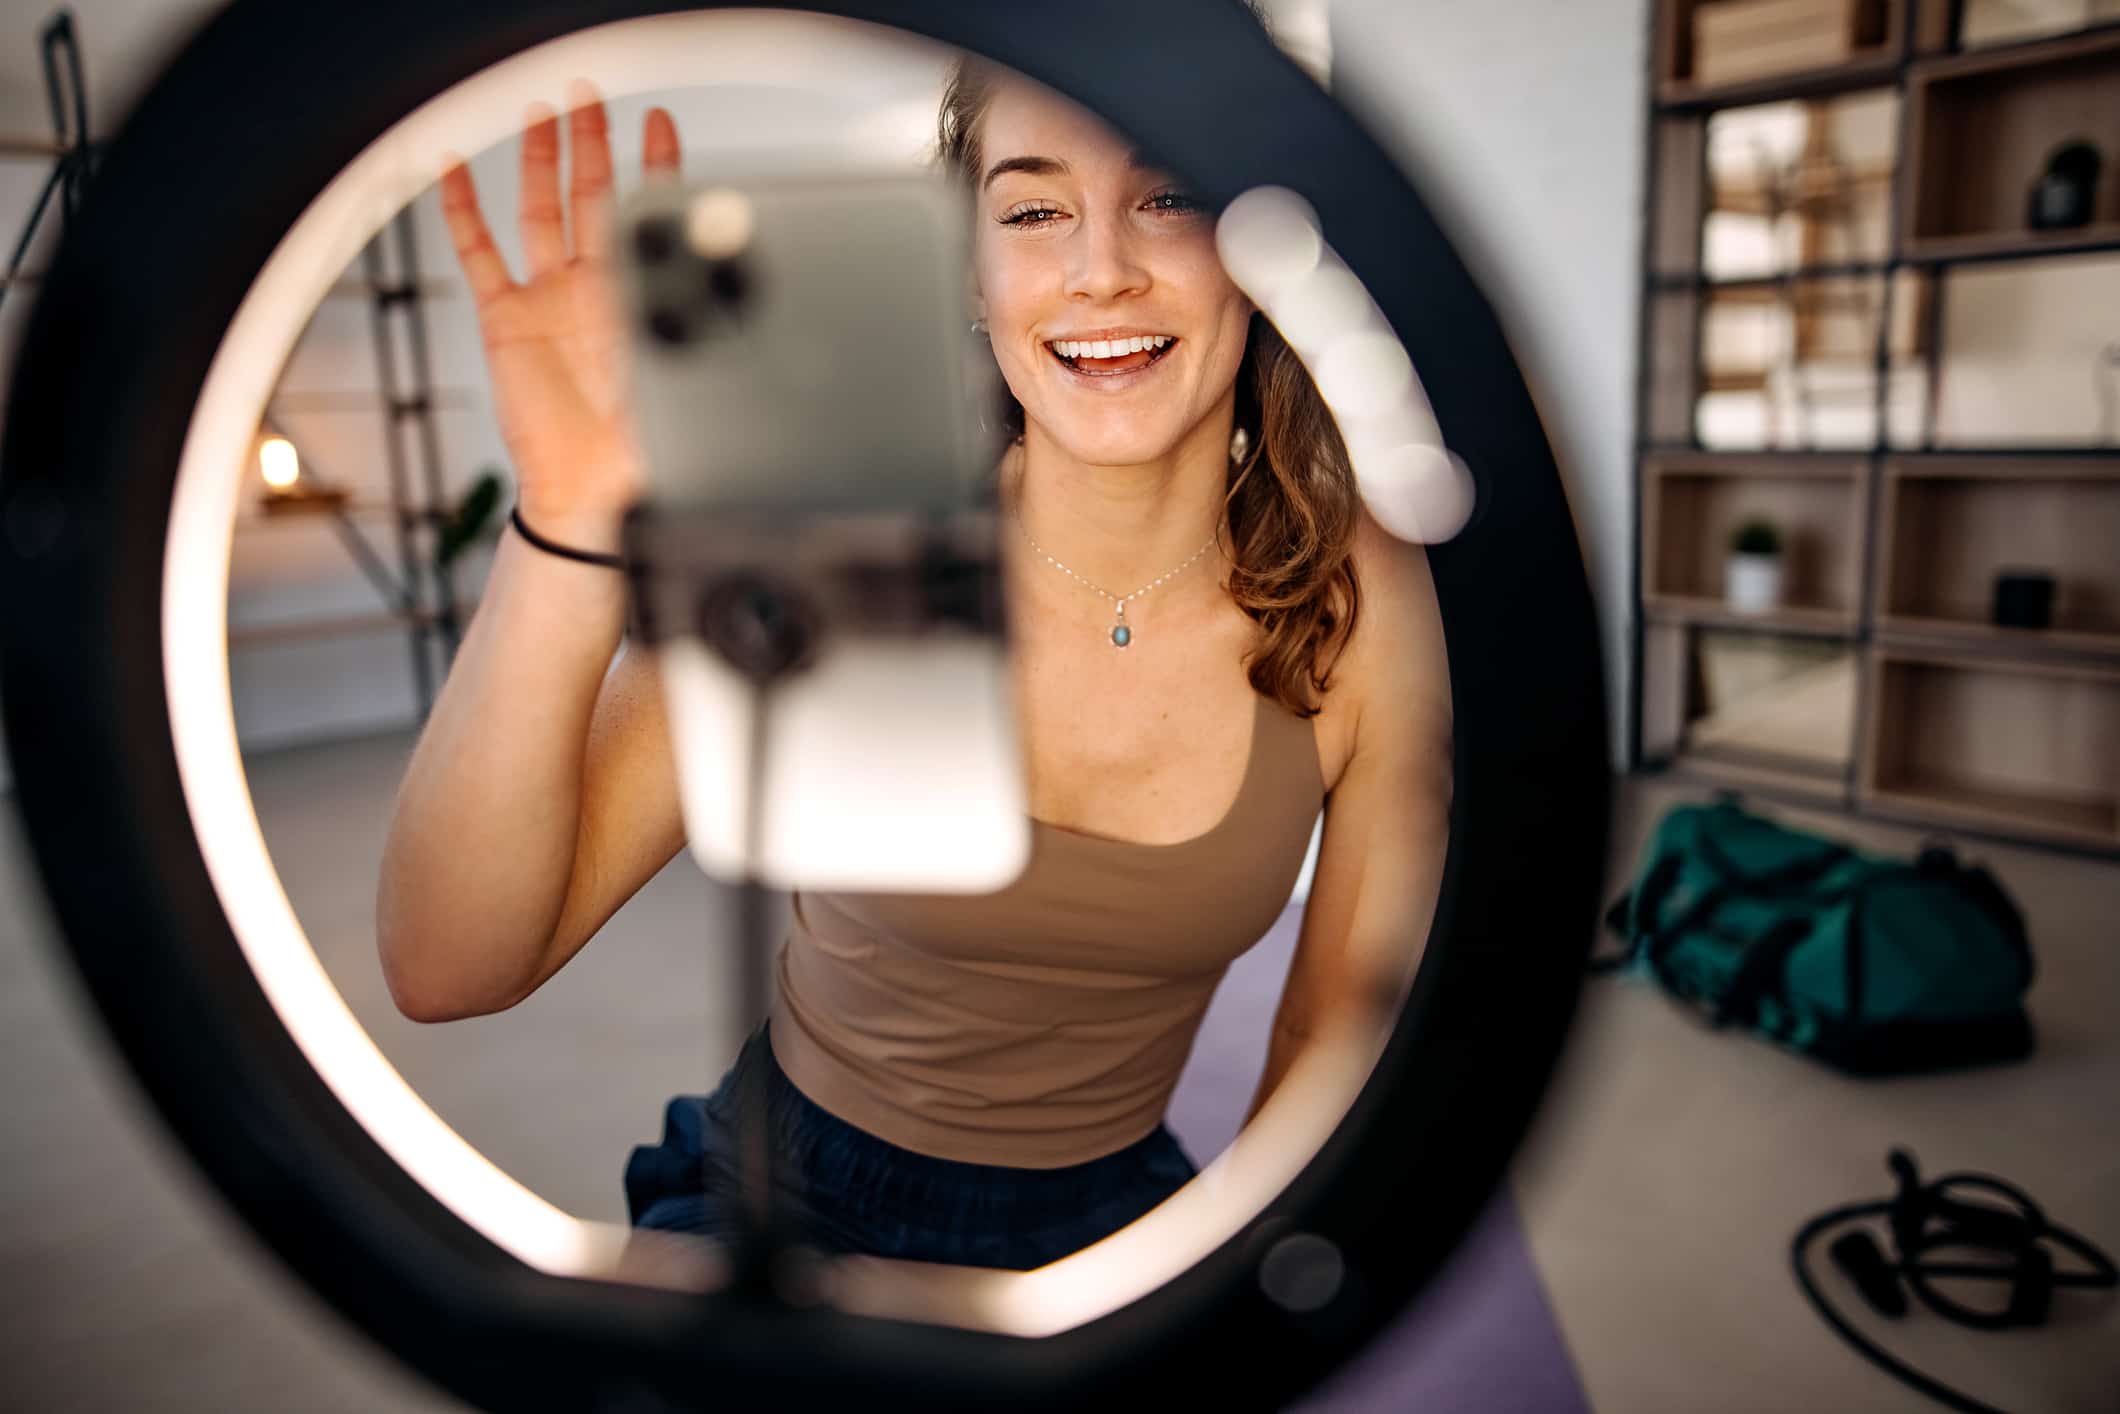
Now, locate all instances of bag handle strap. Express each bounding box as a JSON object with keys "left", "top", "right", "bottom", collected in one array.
[
  {"left": 1711, "top": 916, "right": 1815, "bottom": 1029},
  {"left": 1592, "top": 853, "right": 1682, "bottom": 974}
]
